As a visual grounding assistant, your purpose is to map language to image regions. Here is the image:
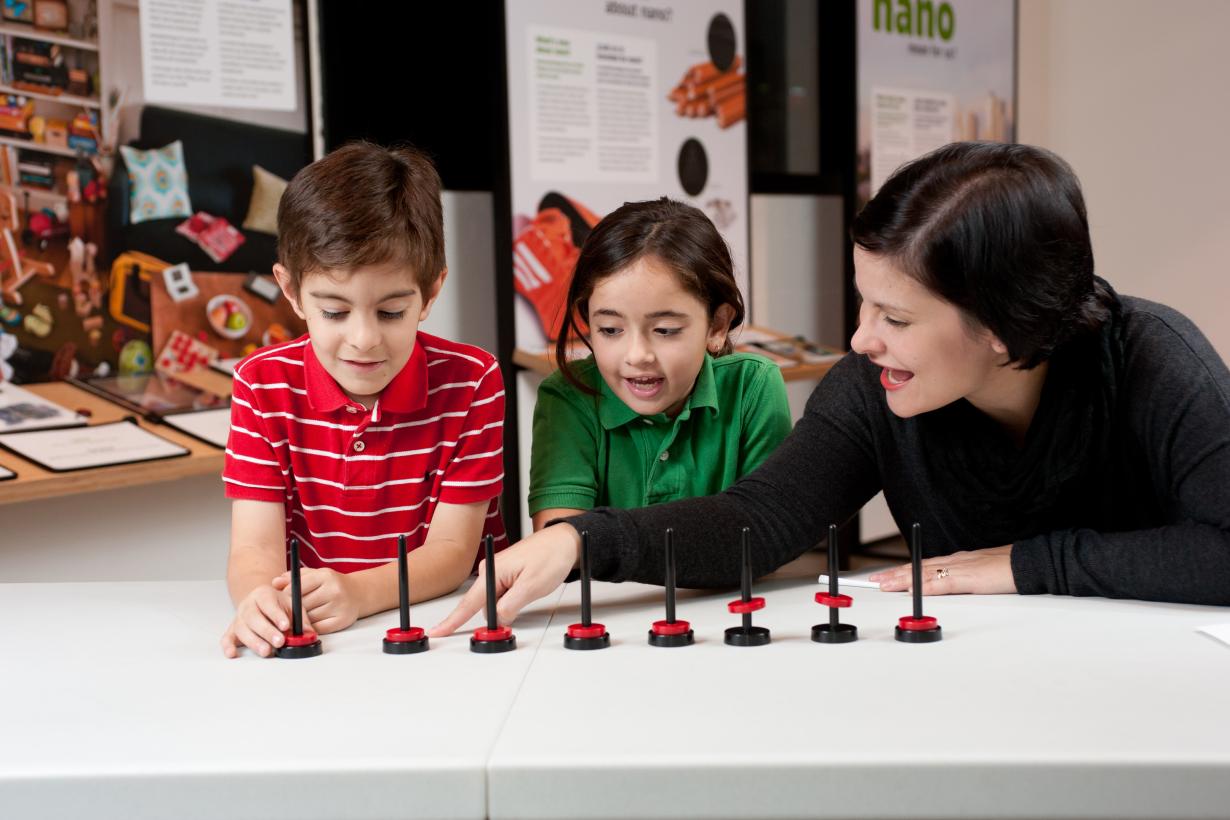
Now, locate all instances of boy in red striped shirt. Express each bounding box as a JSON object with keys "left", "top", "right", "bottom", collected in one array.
[{"left": 220, "top": 142, "right": 506, "bottom": 658}]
